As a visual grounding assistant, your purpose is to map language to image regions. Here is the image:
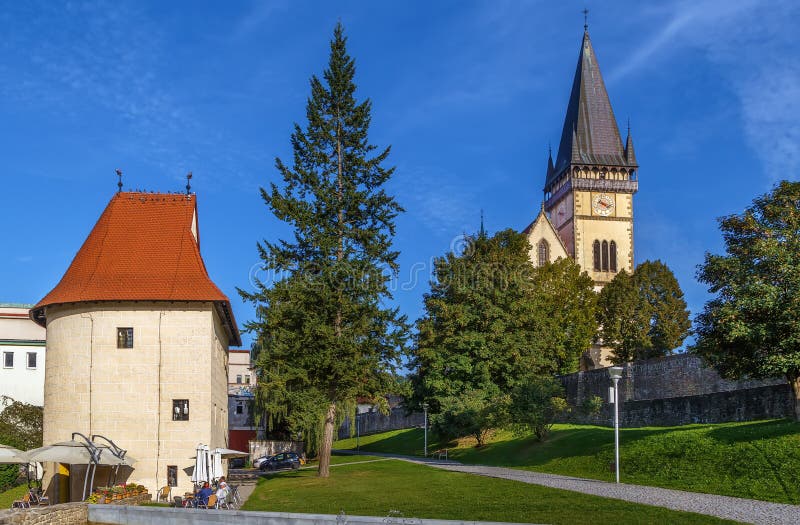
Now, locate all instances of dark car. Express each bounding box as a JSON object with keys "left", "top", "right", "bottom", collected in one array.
[
  {"left": 259, "top": 452, "right": 301, "bottom": 472},
  {"left": 228, "top": 457, "right": 246, "bottom": 469}
]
